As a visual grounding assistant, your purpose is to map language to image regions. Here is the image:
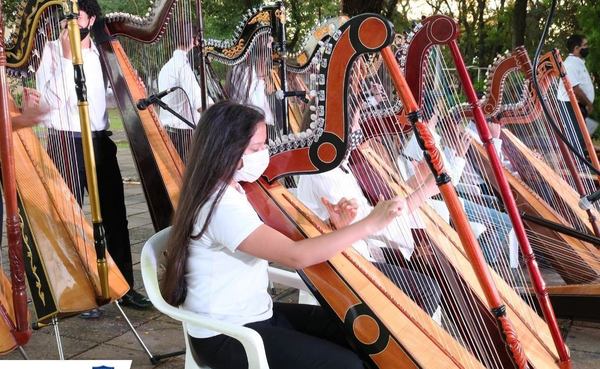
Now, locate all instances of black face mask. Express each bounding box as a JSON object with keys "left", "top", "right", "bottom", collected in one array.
[
  {"left": 79, "top": 19, "right": 91, "bottom": 40},
  {"left": 580, "top": 47, "right": 589, "bottom": 58}
]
